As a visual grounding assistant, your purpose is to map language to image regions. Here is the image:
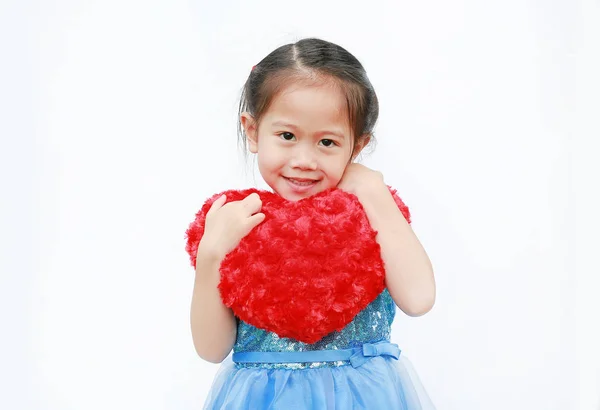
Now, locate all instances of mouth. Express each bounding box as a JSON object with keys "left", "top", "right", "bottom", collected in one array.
[{"left": 284, "top": 176, "right": 320, "bottom": 191}]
